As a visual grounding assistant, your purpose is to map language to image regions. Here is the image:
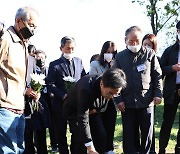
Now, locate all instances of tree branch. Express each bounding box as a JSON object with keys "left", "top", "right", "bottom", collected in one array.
[{"left": 157, "top": 6, "right": 180, "bottom": 33}]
